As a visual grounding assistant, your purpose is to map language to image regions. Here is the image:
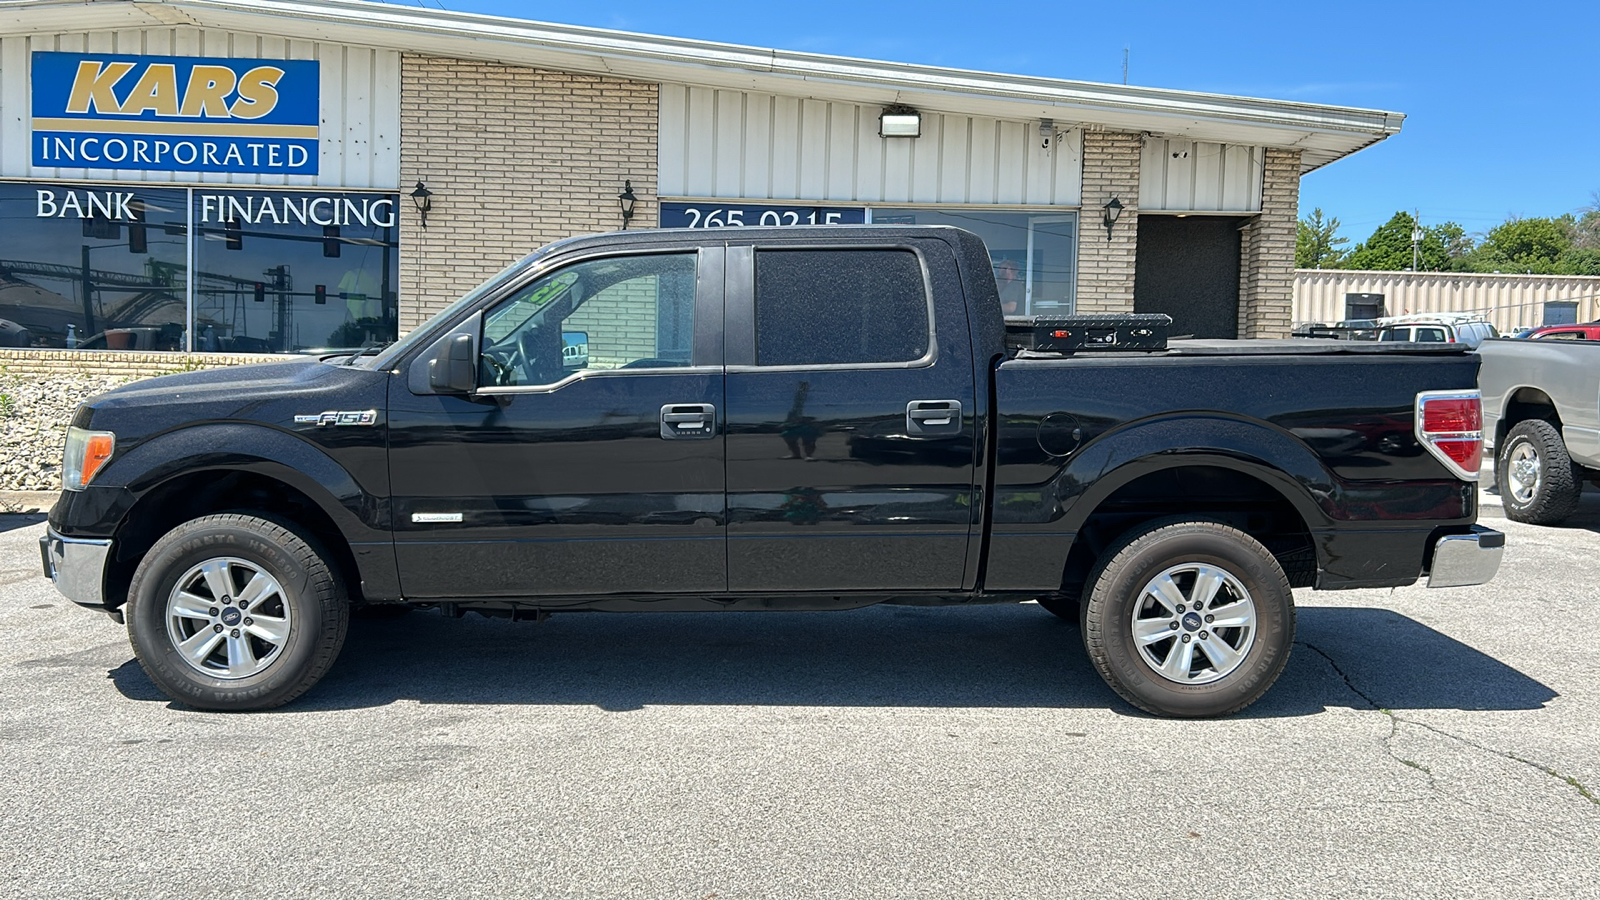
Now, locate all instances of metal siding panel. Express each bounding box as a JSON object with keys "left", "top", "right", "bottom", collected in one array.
[
  {"left": 342, "top": 46, "right": 373, "bottom": 189},
  {"left": 657, "top": 83, "right": 688, "bottom": 197},
  {"left": 966, "top": 116, "right": 998, "bottom": 205},
  {"left": 741, "top": 91, "right": 773, "bottom": 199},
  {"left": 994, "top": 119, "right": 1027, "bottom": 205},
  {"left": 1139, "top": 137, "right": 1166, "bottom": 209},
  {"left": 909, "top": 109, "right": 941, "bottom": 203},
  {"left": 368, "top": 50, "right": 400, "bottom": 190},
  {"left": 684, "top": 86, "right": 716, "bottom": 197},
  {"left": 853, "top": 102, "right": 884, "bottom": 202},
  {"left": 0, "top": 37, "right": 27, "bottom": 177},
  {"left": 1221, "top": 144, "right": 1253, "bottom": 210},
  {"left": 826, "top": 102, "right": 855, "bottom": 200},
  {"left": 1022, "top": 121, "right": 1052, "bottom": 206},
  {"left": 317, "top": 41, "right": 345, "bottom": 189},
  {"left": 797, "top": 99, "right": 828, "bottom": 199},
  {"left": 1166, "top": 139, "right": 1194, "bottom": 210},
  {"left": 1247, "top": 146, "right": 1264, "bottom": 211},
  {"left": 1193, "top": 141, "right": 1224, "bottom": 210},
  {"left": 938, "top": 113, "right": 968, "bottom": 203},
  {"left": 1051, "top": 127, "right": 1082, "bottom": 206},
  {"left": 714, "top": 89, "right": 743, "bottom": 197},
  {"left": 769, "top": 94, "right": 800, "bottom": 200},
  {"left": 880, "top": 125, "right": 913, "bottom": 203}
]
